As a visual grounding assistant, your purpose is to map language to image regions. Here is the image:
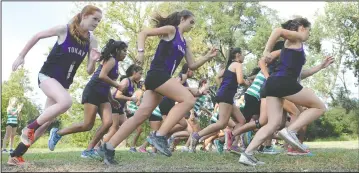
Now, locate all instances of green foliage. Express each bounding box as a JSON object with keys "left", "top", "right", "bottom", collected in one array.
[
  {"left": 312, "top": 2, "right": 359, "bottom": 78},
  {"left": 331, "top": 87, "right": 359, "bottom": 113},
  {"left": 307, "top": 106, "right": 358, "bottom": 141},
  {"left": 1, "top": 69, "right": 40, "bottom": 136},
  {"left": 306, "top": 87, "right": 358, "bottom": 141},
  {"left": 300, "top": 52, "right": 339, "bottom": 99}
]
